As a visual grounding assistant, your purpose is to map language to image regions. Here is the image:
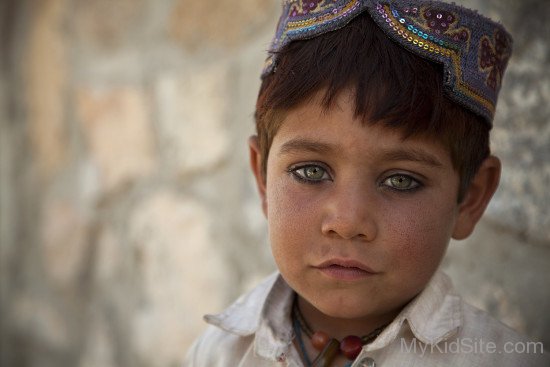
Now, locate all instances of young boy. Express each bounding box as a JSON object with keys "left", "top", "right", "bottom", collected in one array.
[{"left": 184, "top": 0, "right": 548, "bottom": 366}]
